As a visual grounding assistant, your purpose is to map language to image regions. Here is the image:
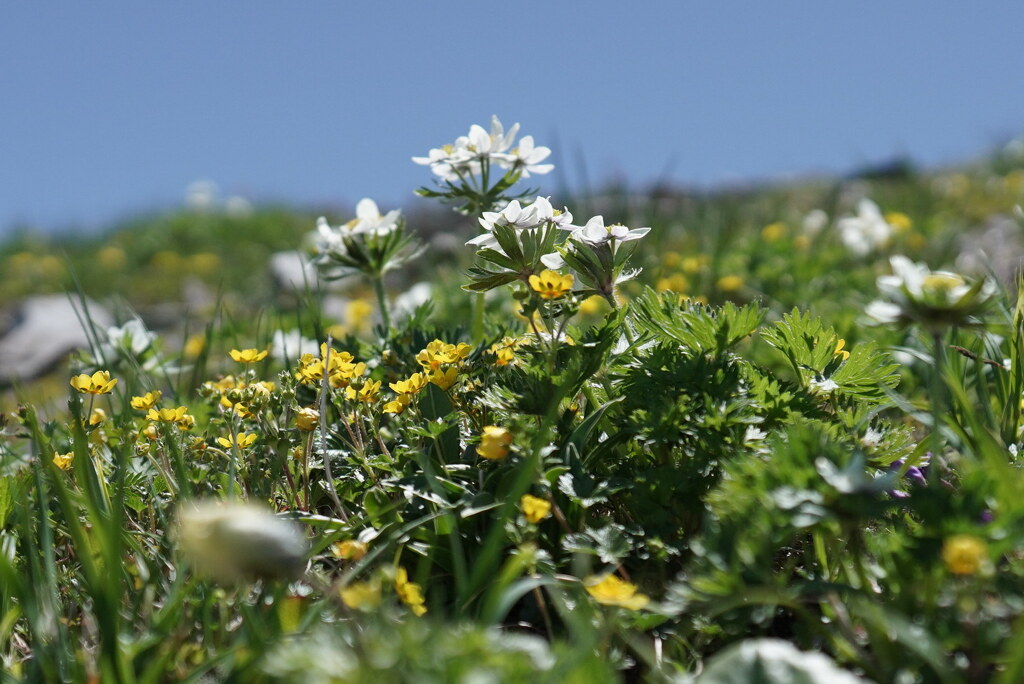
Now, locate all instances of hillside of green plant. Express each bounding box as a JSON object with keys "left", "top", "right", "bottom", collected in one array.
[{"left": 3, "top": 120, "right": 1024, "bottom": 682}]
